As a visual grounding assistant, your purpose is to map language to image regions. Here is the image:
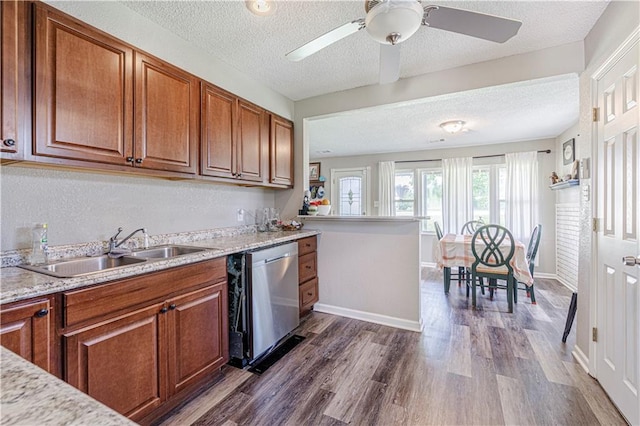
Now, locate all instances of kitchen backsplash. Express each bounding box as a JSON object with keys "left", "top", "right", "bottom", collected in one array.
[{"left": 0, "top": 225, "right": 258, "bottom": 268}]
